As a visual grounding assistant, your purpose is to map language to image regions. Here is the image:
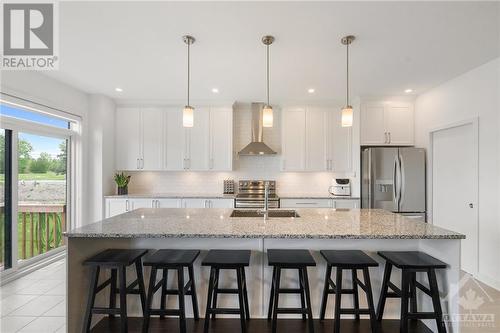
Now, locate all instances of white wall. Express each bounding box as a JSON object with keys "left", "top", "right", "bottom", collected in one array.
[
  {"left": 0, "top": 72, "right": 116, "bottom": 226},
  {"left": 414, "top": 58, "right": 500, "bottom": 289},
  {"left": 87, "top": 94, "right": 116, "bottom": 222},
  {"left": 127, "top": 102, "right": 361, "bottom": 197}
]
